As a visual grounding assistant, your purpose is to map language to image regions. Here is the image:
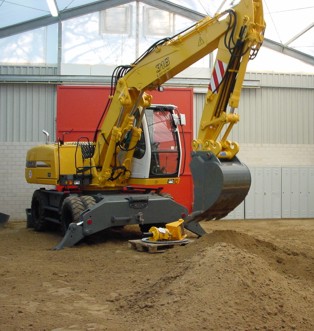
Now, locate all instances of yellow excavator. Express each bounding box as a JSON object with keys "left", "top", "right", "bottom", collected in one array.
[{"left": 25, "top": 0, "right": 265, "bottom": 249}]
